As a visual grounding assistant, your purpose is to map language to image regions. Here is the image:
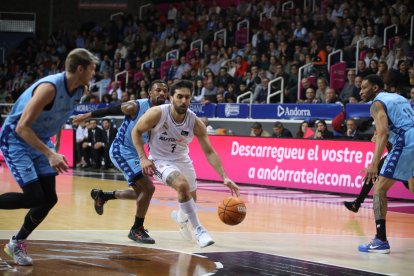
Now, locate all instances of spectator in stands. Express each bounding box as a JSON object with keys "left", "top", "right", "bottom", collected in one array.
[
  {"left": 392, "top": 33, "right": 411, "bottom": 57},
  {"left": 390, "top": 60, "right": 411, "bottom": 94},
  {"left": 100, "top": 119, "right": 118, "bottom": 170},
  {"left": 298, "top": 88, "right": 321, "bottom": 104},
  {"left": 296, "top": 121, "right": 314, "bottom": 138},
  {"left": 192, "top": 78, "right": 204, "bottom": 103},
  {"left": 364, "top": 48, "right": 378, "bottom": 67},
  {"left": 110, "top": 92, "right": 121, "bottom": 105},
  {"left": 83, "top": 119, "right": 104, "bottom": 169},
  {"left": 234, "top": 55, "right": 249, "bottom": 80},
  {"left": 339, "top": 69, "right": 360, "bottom": 103},
  {"left": 201, "top": 79, "right": 217, "bottom": 103},
  {"left": 324, "top": 88, "right": 343, "bottom": 106},
  {"left": 409, "top": 66, "right": 414, "bottom": 87},
  {"left": 392, "top": 47, "right": 407, "bottom": 70},
  {"left": 285, "top": 64, "right": 299, "bottom": 103},
  {"left": 364, "top": 26, "right": 381, "bottom": 50},
  {"left": 108, "top": 81, "right": 122, "bottom": 100},
  {"left": 356, "top": 60, "right": 372, "bottom": 78},
  {"left": 251, "top": 77, "right": 269, "bottom": 104},
  {"left": 314, "top": 120, "right": 334, "bottom": 139},
  {"left": 75, "top": 120, "right": 89, "bottom": 168},
  {"left": 369, "top": 60, "right": 379, "bottom": 75},
  {"left": 354, "top": 76, "right": 363, "bottom": 98},
  {"left": 224, "top": 83, "right": 237, "bottom": 103},
  {"left": 315, "top": 78, "right": 328, "bottom": 102},
  {"left": 216, "top": 67, "right": 234, "bottom": 88},
  {"left": 175, "top": 56, "right": 191, "bottom": 80},
  {"left": 343, "top": 118, "right": 364, "bottom": 140},
  {"left": 250, "top": 122, "right": 271, "bottom": 137},
  {"left": 207, "top": 54, "right": 221, "bottom": 76},
  {"left": 379, "top": 46, "right": 395, "bottom": 69},
  {"left": 272, "top": 122, "right": 293, "bottom": 138}
]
